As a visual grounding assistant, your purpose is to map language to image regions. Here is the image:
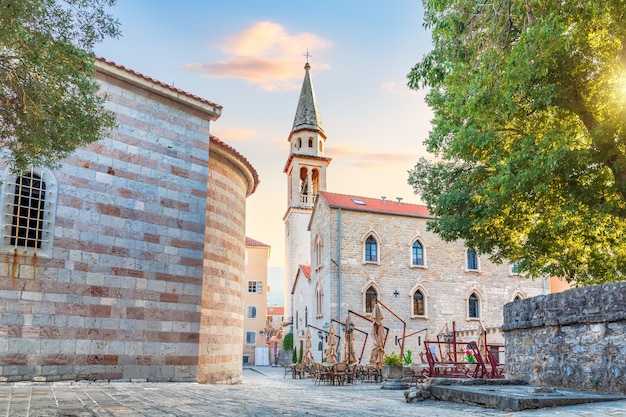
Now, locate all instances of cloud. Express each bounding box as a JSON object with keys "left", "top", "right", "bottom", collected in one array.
[
  {"left": 352, "top": 152, "right": 416, "bottom": 169},
  {"left": 184, "top": 22, "right": 331, "bottom": 91},
  {"left": 211, "top": 128, "right": 256, "bottom": 142},
  {"left": 380, "top": 80, "right": 418, "bottom": 95},
  {"left": 326, "top": 145, "right": 416, "bottom": 168}
]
